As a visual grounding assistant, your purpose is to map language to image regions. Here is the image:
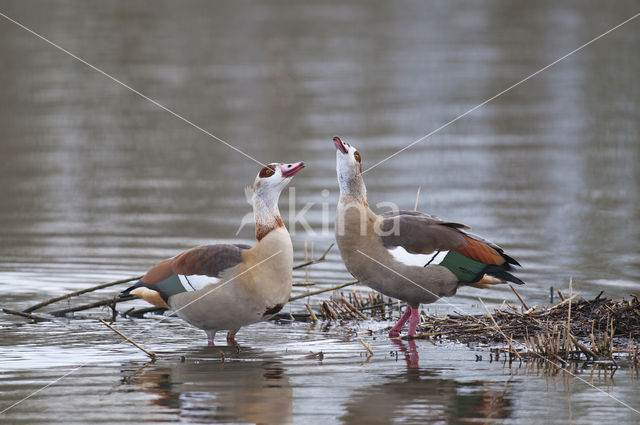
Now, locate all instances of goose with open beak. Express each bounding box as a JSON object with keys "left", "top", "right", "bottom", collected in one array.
[
  {"left": 333, "top": 136, "right": 523, "bottom": 337},
  {"left": 122, "top": 162, "right": 305, "bottom": 345}
]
